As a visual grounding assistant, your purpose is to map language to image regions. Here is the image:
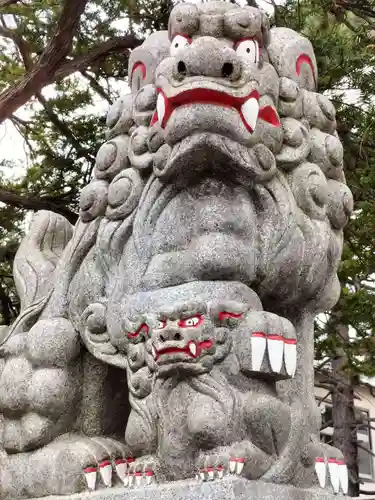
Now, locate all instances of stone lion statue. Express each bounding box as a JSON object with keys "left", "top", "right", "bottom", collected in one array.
[{"left": 0, "top": 2, "right": 352, "bottom": 498}]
